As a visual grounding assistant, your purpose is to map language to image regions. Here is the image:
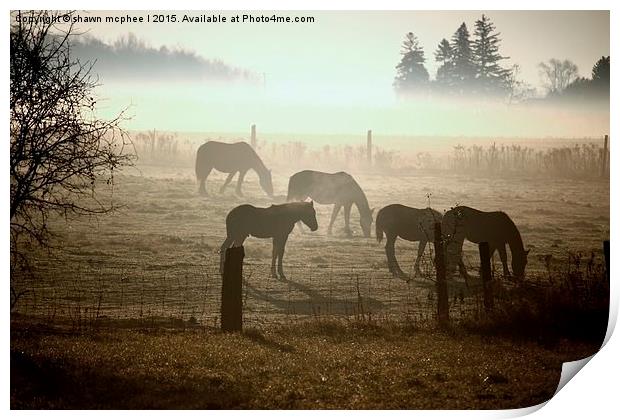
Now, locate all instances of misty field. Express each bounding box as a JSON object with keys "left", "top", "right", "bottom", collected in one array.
[
  {"left": 11, "top": 138, "right": 609, "bottom": 409},
  {"left": 11, "top": 153, "right": 609, "bottom": 324}
]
